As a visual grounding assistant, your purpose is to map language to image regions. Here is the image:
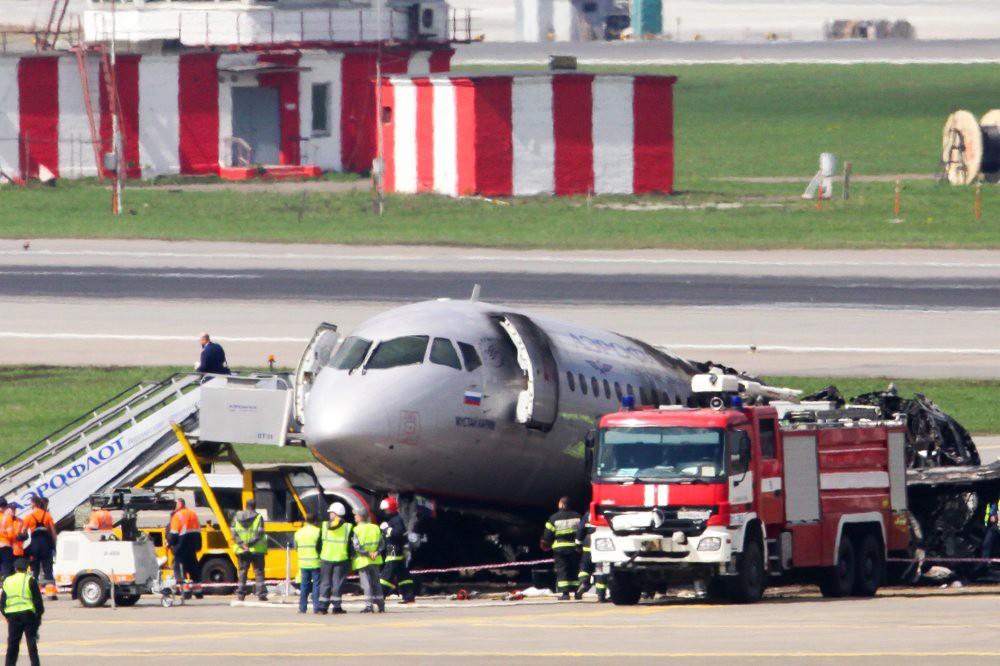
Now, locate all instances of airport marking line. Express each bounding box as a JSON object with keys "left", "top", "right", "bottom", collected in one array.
[
  {"left": 2, "top": 332, "right": 998, "bottom": 358},
  {"left": 6, "top": 248, "right": 1000, "bottom": 271},
  {"left": 35, "top": 650, "right": 1000, "bottom": 658}
]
